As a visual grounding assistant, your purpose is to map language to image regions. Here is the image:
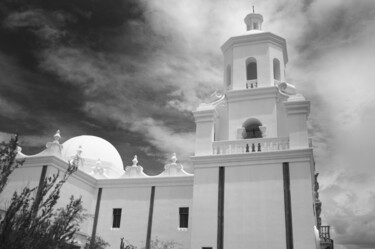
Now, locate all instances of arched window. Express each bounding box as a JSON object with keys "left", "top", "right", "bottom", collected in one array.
[
  {"left": 273, "top": 58, "right": 281, "bottom": 81},
  {"left": 242, "top": 118, "right": 262, "bottom": 139},
  {"left": 246, "top": 58, "right": 257, "bottom": 80},
  {"left": 226, "top": 65, "right": 231, "bottom": 86}
]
